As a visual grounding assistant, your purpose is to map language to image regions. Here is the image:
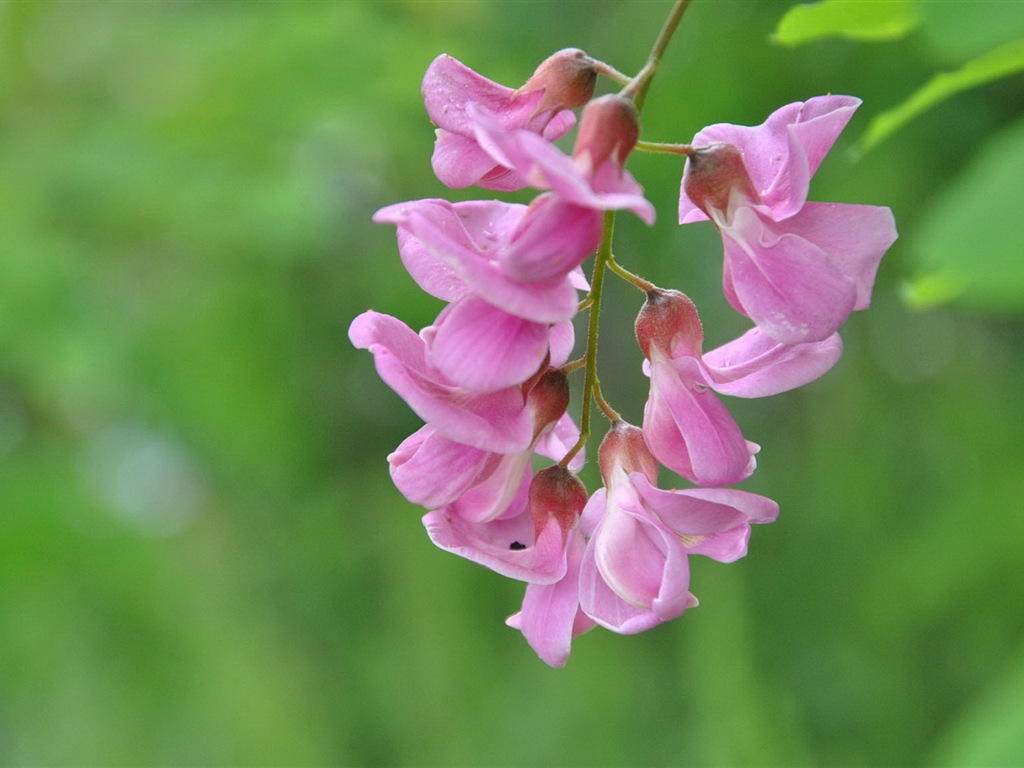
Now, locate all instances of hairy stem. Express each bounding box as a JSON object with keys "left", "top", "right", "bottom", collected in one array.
[{"left": 623, "top": 0, "right": 692, "bottom": 112}]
